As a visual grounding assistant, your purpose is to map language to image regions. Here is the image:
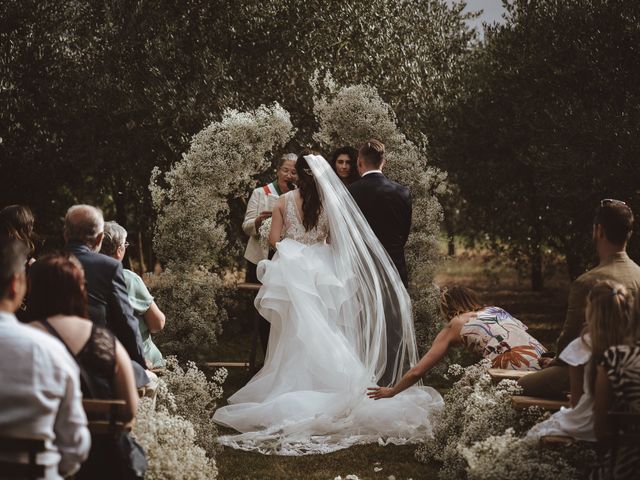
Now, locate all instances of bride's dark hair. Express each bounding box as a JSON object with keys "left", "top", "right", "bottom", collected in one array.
[{"left": 296, "top": 152, "right": 322, "bottom": 231}]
